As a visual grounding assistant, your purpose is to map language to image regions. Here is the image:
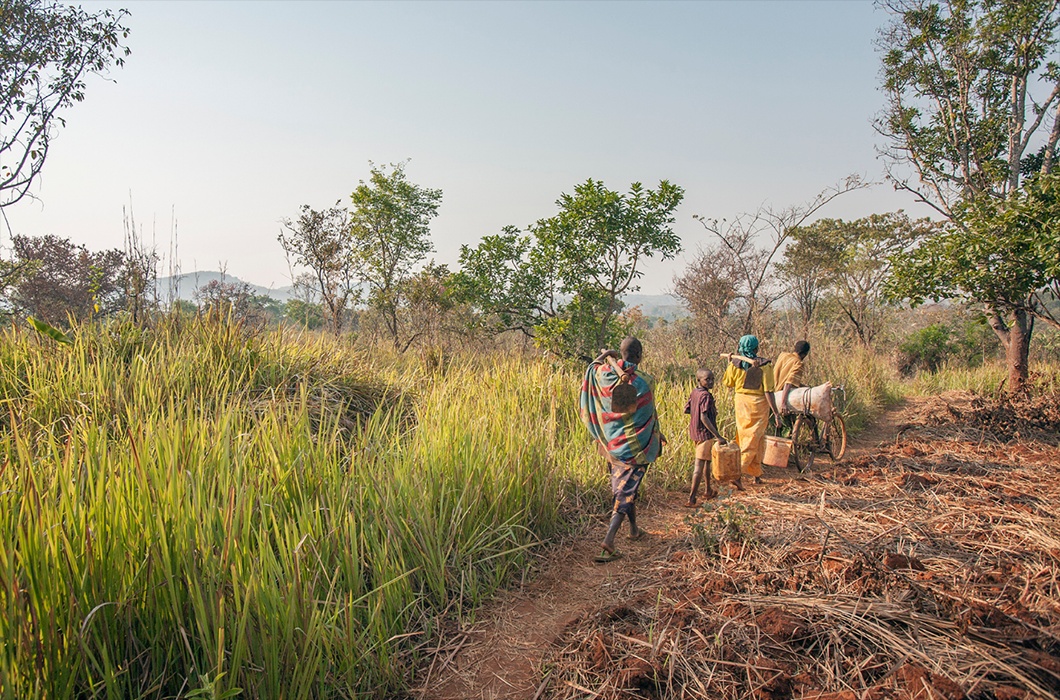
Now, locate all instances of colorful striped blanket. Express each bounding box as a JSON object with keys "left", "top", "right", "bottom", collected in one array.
[{"left": 580, "top": 359, "right": 664, "bottom": 466}]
